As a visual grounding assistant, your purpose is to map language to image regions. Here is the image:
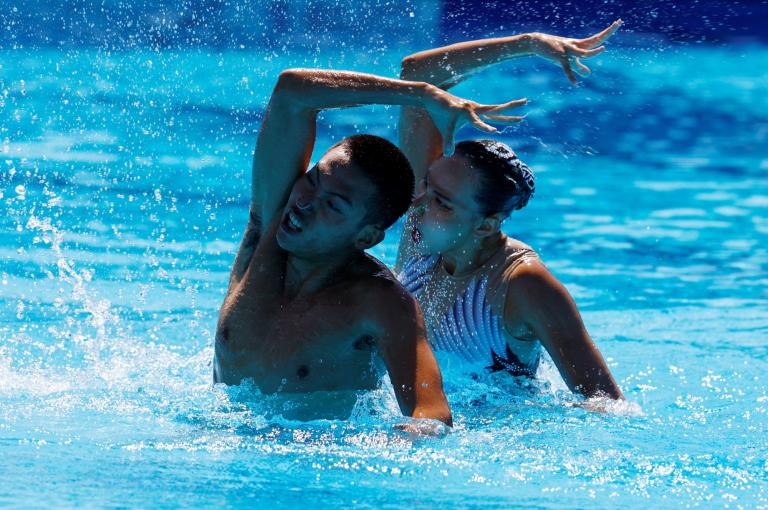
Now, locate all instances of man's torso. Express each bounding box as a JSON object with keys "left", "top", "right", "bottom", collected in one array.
[{"left": 214, "top": 219, "right": 389, "bottom": 396}]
